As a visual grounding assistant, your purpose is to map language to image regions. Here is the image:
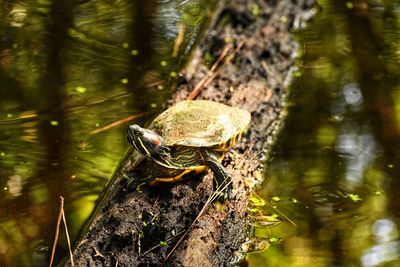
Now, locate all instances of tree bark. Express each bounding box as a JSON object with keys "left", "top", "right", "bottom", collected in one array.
[{"left": 69, "top": 0, "right": 316, "bottom": 266}]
